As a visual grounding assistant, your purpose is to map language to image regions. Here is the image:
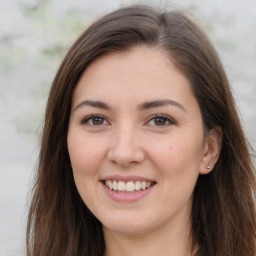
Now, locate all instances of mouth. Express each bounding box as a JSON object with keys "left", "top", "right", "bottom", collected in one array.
[{"left": 103, "top": 180, "right": 156, "bottom": 193}]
